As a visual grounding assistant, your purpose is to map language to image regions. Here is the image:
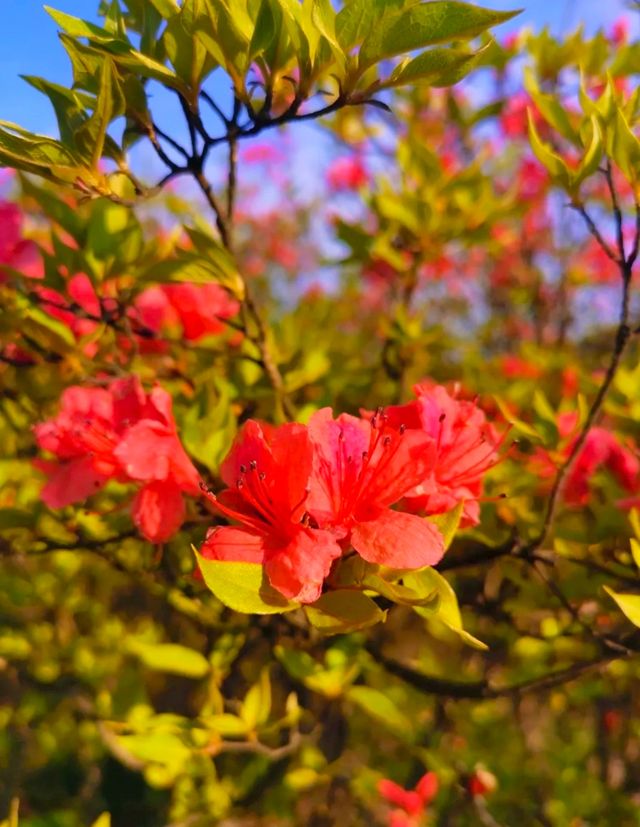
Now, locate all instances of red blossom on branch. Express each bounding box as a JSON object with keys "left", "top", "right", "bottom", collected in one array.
[
  {"left": 34, "top": 377, "right": 200, "bottom": 542},
  {"left": 381, "top": 383, "right": 502, "bottom": 527},
  {"left": 307, "top": 408, "right": 444, "bottom": 569},
  {"left": 134, "top": 282, "right": 240, "bottom": 343},
  {"left": 199, "top": 420, "right": 343, "bottom": 603},
  {"left": 378, "top": 771, "right": 439, "bottom": 826}
]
